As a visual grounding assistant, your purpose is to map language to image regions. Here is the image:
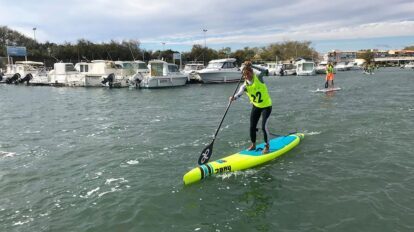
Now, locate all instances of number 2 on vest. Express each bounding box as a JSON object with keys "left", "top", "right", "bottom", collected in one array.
[{"left": 250, "top": 91, "right": 263, "bottom": 103}]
